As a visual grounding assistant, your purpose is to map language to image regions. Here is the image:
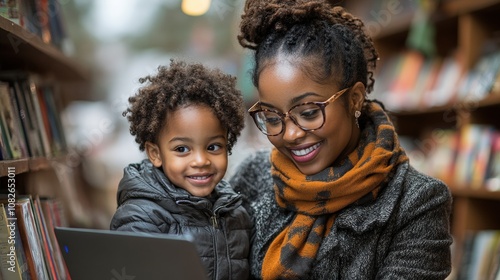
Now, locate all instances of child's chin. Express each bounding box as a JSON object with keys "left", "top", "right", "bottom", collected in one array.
[{"left": 187, "top": 187, "right": 215, "bottom": 198}]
